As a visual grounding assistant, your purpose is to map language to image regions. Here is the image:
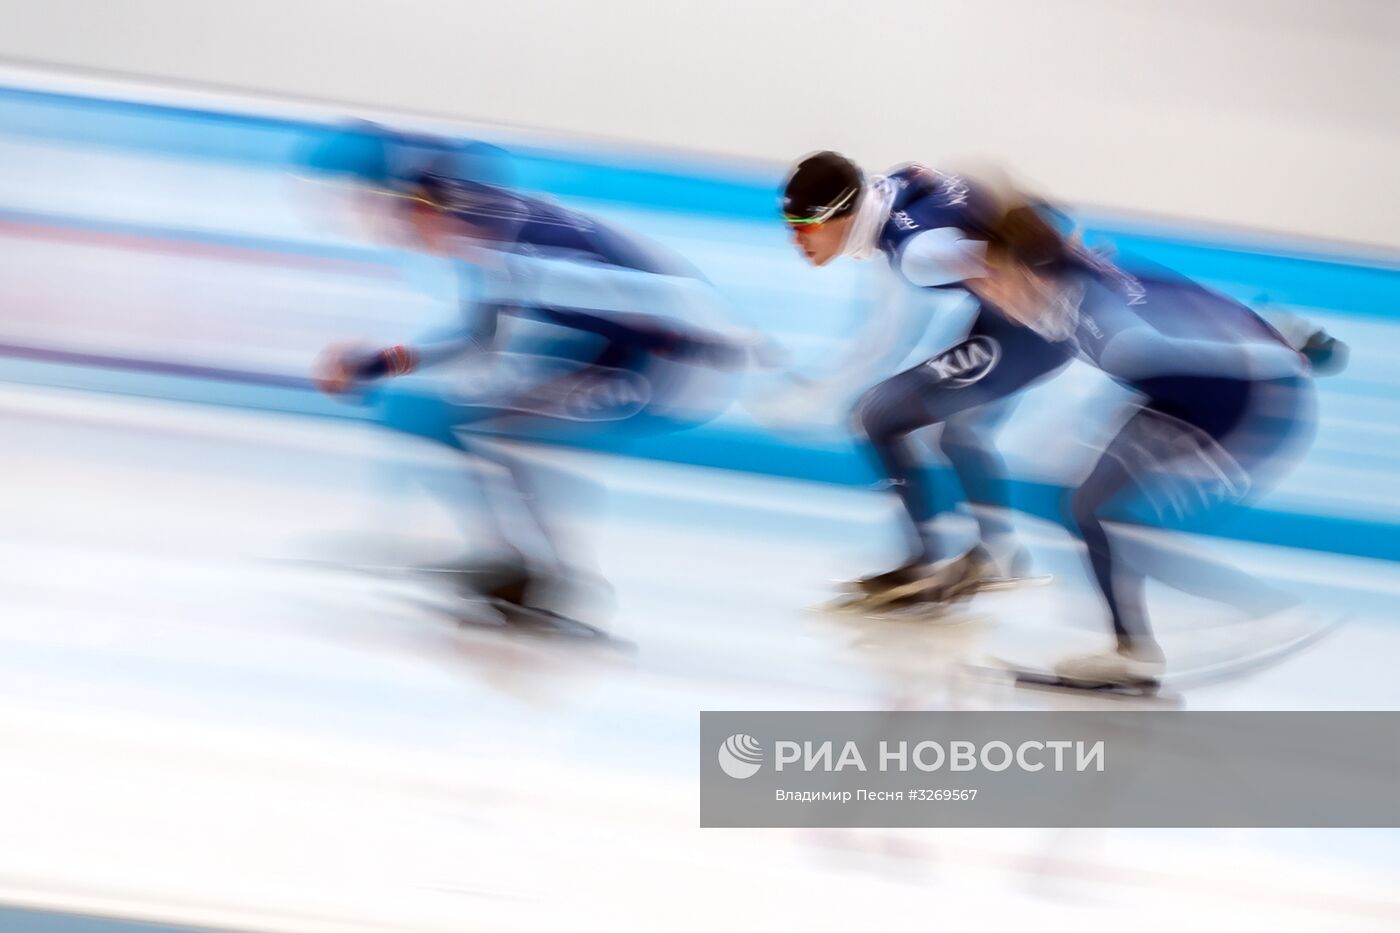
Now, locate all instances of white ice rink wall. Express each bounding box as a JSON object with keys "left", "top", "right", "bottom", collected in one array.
[{"left": 0, "top": 0, "right": 1397, "bottom": 248}]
